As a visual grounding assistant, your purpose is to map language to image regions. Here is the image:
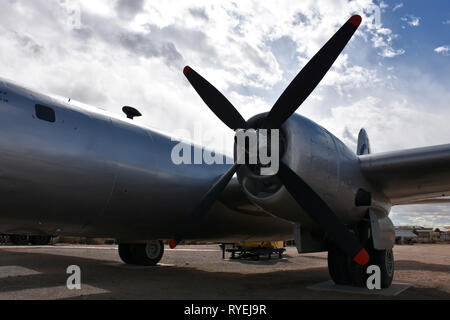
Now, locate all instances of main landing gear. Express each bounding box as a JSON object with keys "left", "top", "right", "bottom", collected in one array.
[
  {"left": 118, "top": 240, "right": 164, "bottom": 266},
  {"left": 327, "top": 241, "right": 394, "bottom": 288}
]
